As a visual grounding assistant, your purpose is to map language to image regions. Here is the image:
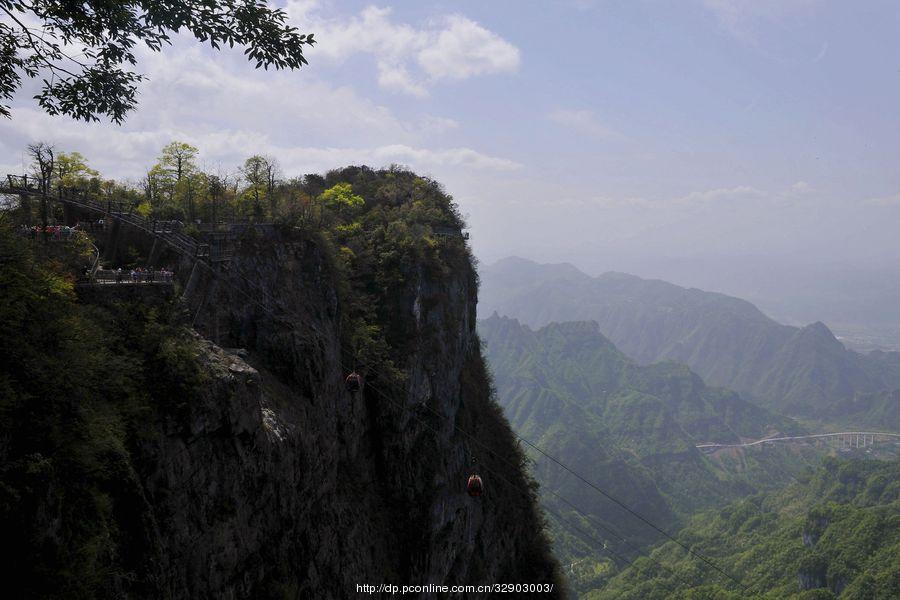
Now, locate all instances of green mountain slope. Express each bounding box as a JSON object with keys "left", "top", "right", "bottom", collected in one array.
[
  {"left": 592, "top": 457, "right": 900, "bottom": 600},
  {"left": 479, "top": 314, "right": 812, "bottom": 594},
  {"left": 479, "top": 257, "right": 900, "bottom": 427}
]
